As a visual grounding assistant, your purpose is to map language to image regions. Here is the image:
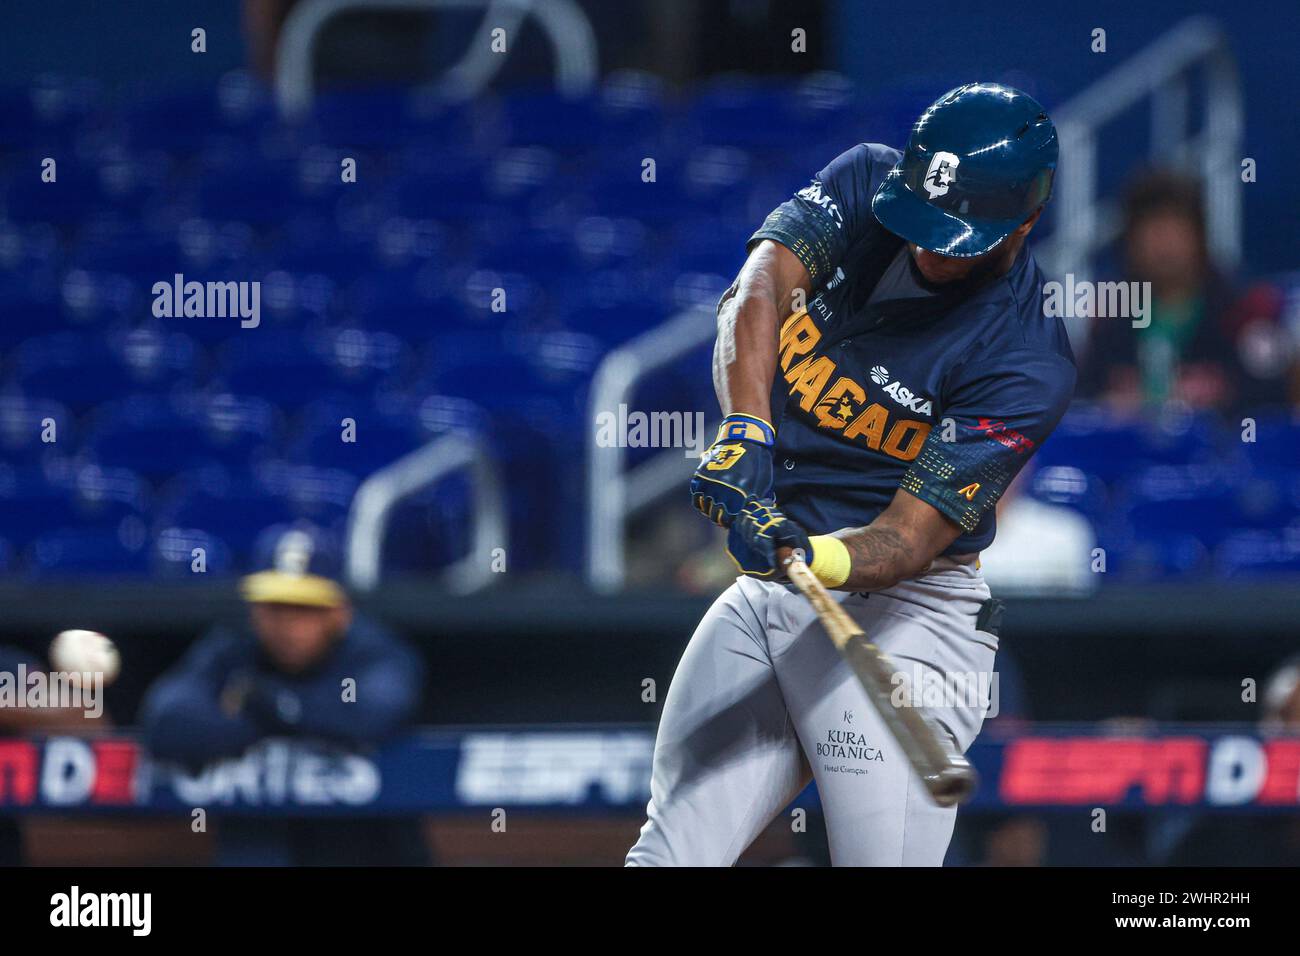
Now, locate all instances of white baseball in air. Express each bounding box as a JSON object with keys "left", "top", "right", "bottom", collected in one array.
[{"left": 49, "top": 630, "right": 121, "bottom": 685}]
